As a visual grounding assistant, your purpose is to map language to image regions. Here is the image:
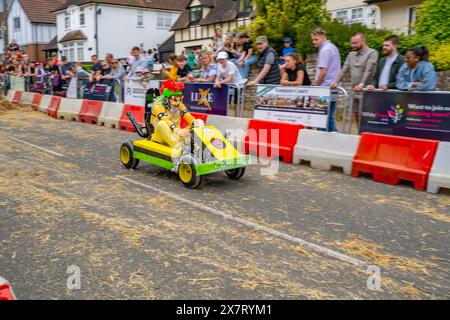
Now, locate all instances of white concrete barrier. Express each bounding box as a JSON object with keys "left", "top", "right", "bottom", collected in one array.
[
  {"left": 57, "top": 98, "right": 83, "bottom": 121},
  {"left": 427, "top": 142, "right": 450, "bottom": 193},
  {"left": 293, "top": 130, "right": 360, "bottom": 175},
  {"left": 206, "top": 114, "right": 250, "bottom": 151},
  {"left": 20, "top": 92, "right": 35, "bottom": 105},
  {"left": 6, "top": 90, "right": 16, "bottom": 102},
  {"left": 98, "top": 102, "right": 124, "bottom": 129},
  {"left": 38, "top": 95, "right": 53, "bottom": 114}
]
